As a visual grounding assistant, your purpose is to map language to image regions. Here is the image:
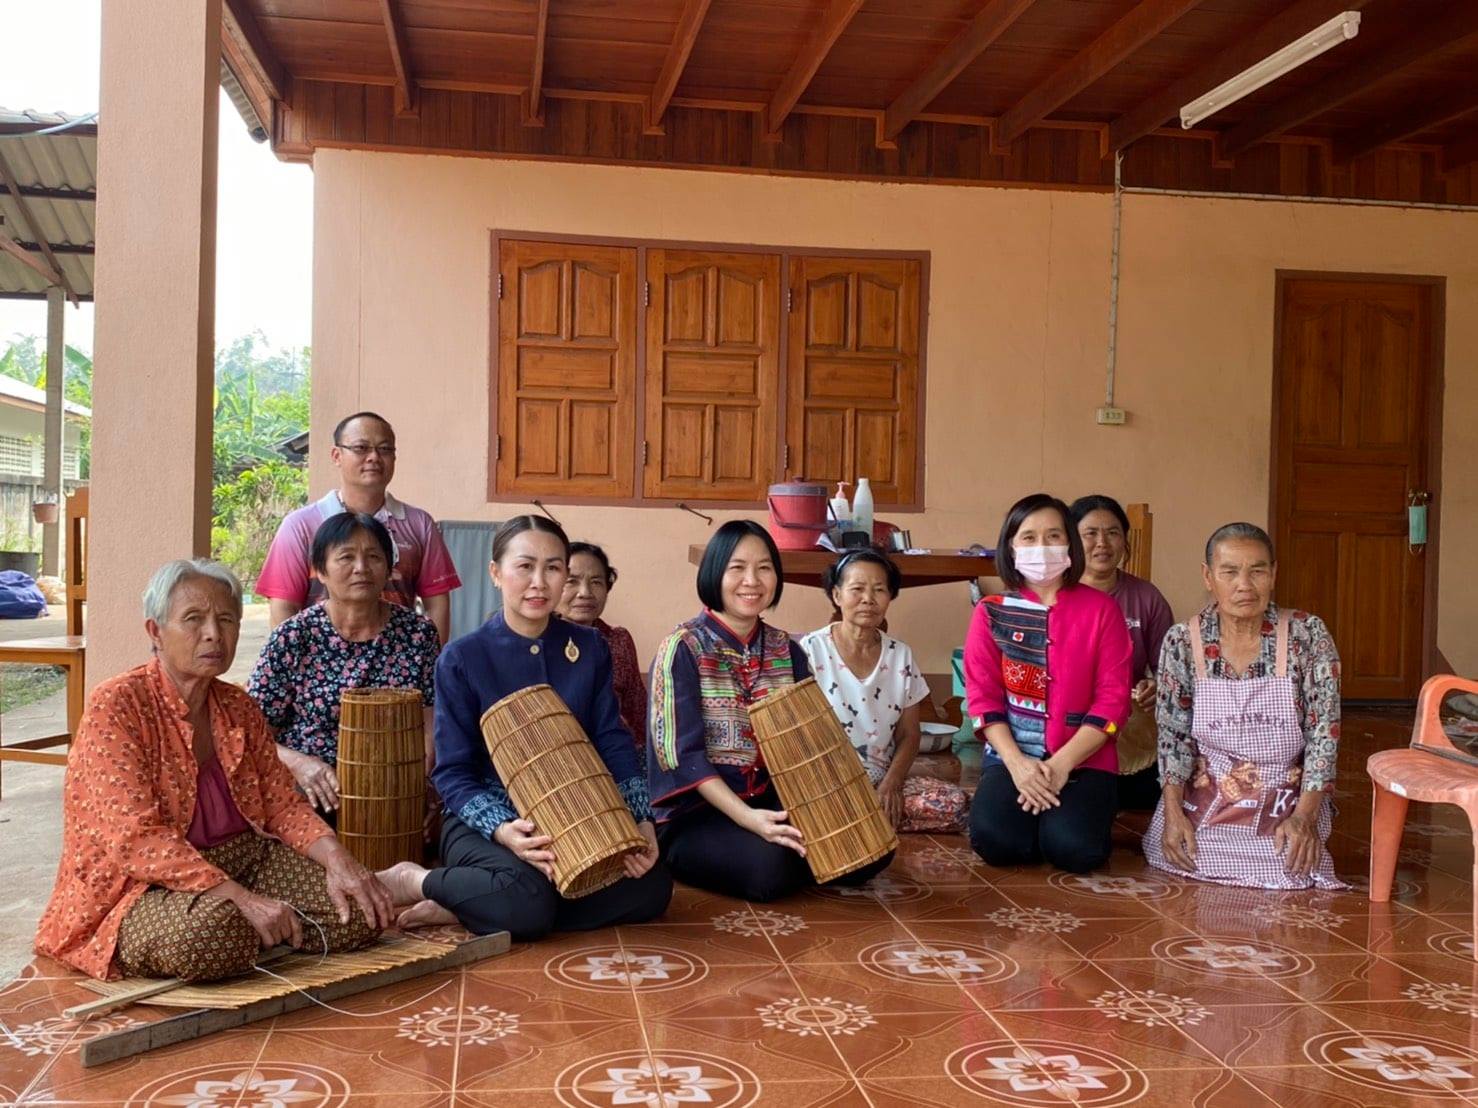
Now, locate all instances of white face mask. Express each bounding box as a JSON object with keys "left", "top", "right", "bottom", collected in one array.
[{"left": 1014, "top": 544, "right": 1072, "bottom": 585}]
